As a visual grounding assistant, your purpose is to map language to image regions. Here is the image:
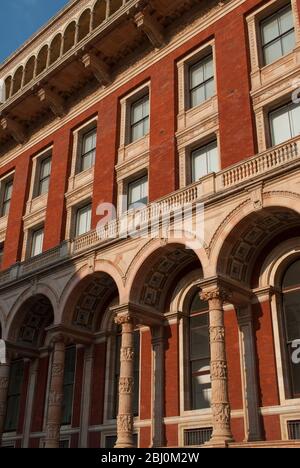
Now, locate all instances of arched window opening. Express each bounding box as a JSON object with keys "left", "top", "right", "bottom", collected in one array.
[
  {"left": 63, "top": 22, "right": 76, "bottom": 54},
  {"left": 188, "top": 292, "right": 211, "bottom": 410},
  {"left": 110, "top": 0, "right": 122, "bottom": 16},
  {"left": 5, "top": 76, "right": 12, "bottom": 100},
  {"left": 93, "top": 0, "right": 106, "bottom": 29},
  {"left": 282, "top": 259, "right": 300, "bottom": 398},
  {"left": 49, "top": 34, "right": 62, "bottom": 65},
  {"left": 12, "top": 67, "right": 23, "bottom": 95},
  {"left": 23, "top": 56, "right": 35, "bottom": 86},
  {"left": 36, "top": 45, "right": 48, "bottom": 76},
  {"left": 78, "top": 10, "right": 91, "bottom": 42}
]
